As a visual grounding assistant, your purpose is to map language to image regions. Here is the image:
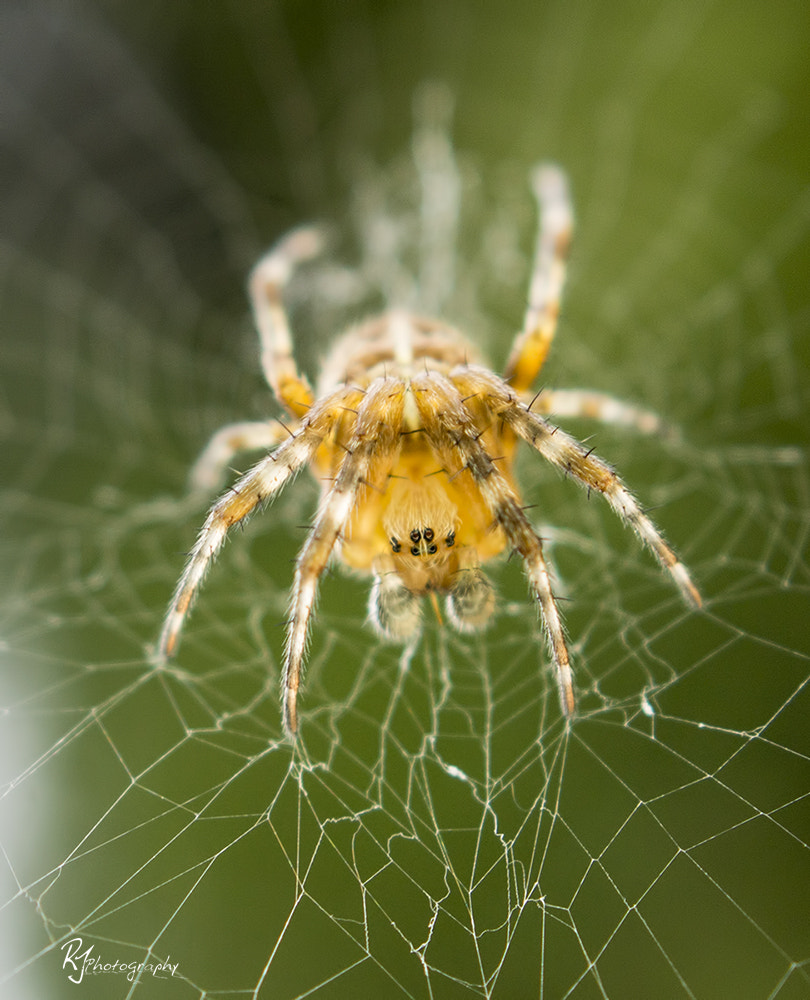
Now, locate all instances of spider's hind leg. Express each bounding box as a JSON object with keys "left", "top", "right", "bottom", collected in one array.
[
  {"left": 249, "top": 226, "right": 325, "bottom": 420},
  {"left": 503, "top": 164, "right": 573, "bottom": 394}
]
